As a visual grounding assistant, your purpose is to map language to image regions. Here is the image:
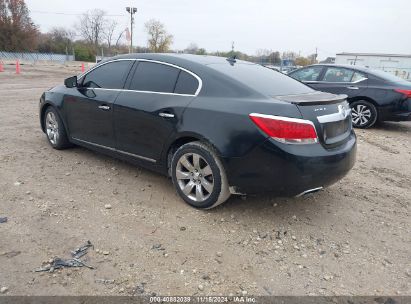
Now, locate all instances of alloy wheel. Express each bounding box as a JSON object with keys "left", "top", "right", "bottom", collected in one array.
[
  {"left": 351, "top": 104, "right": 372, "bottom": 126},
  {"left": 176, "top": 153, "right": 214, "bottom": 202},
  {"left": 46, "top": 112, "right": 59, "bottom": 145}
]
